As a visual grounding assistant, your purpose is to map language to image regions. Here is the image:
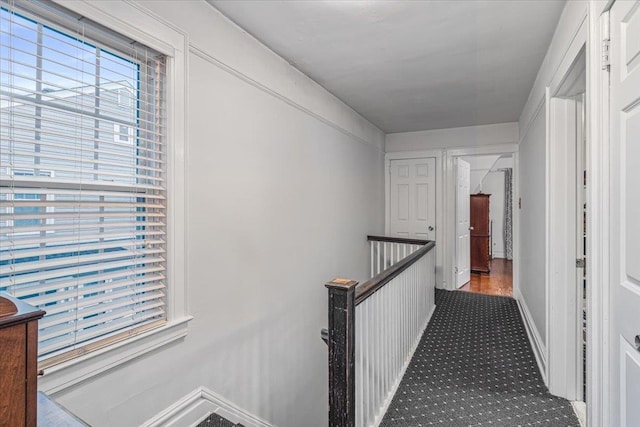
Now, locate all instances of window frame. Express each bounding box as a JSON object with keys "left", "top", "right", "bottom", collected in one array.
[{"left": 24, "top": 0, "right": 190, "bottom": 394}]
